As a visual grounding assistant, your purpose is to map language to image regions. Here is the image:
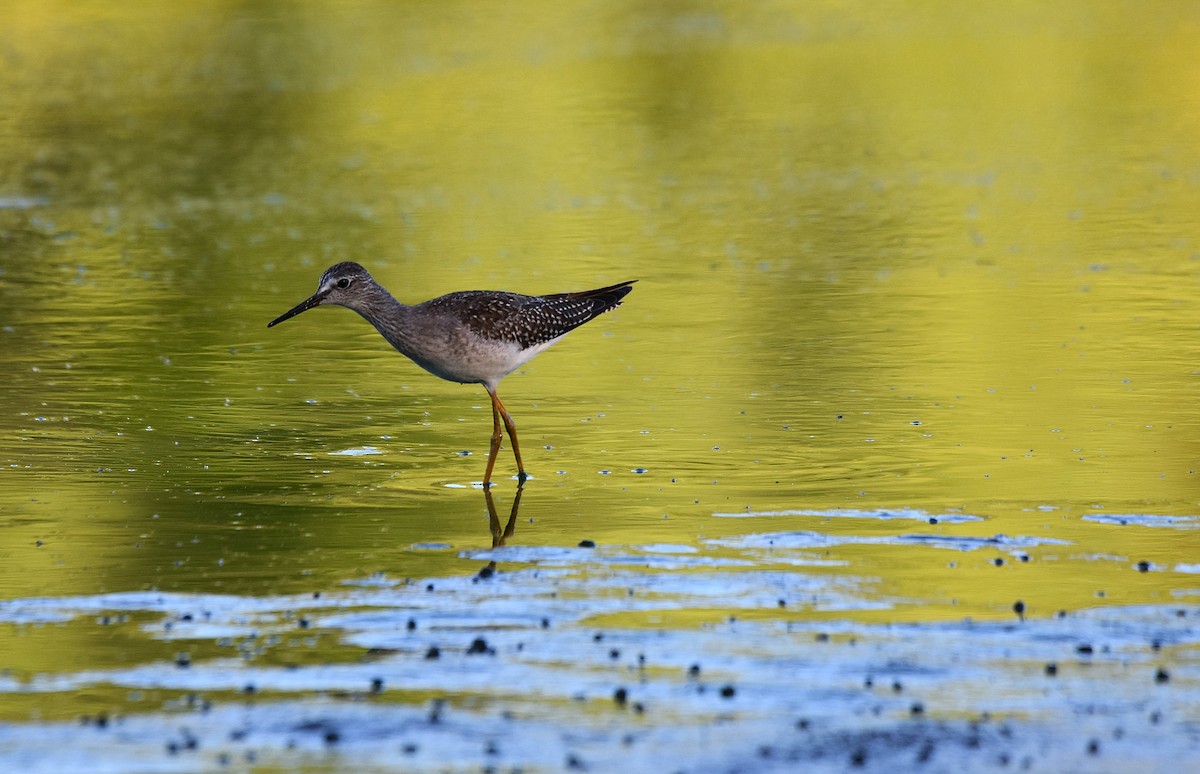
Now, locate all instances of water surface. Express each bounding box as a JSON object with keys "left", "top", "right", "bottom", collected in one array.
[{"left": 1, "top": 2, "right": 1197, "bottom": 770}]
